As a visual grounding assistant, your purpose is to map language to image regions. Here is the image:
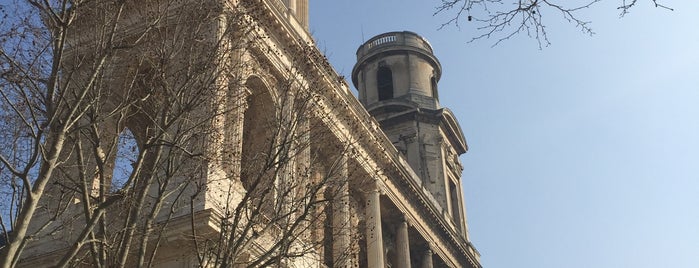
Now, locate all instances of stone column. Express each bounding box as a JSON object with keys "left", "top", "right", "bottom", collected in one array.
[
  {"left": 395, "top": 218, "right": 411, "bottom": 268},
  {"left": 333, "top": 155, "right": 351, "bottom": 267},
  {"left": 365, "top": 184, "right": 384, "bottom": 268},
  {"left": 421, "top": 249, "right": 433, "bottom": 268}
]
